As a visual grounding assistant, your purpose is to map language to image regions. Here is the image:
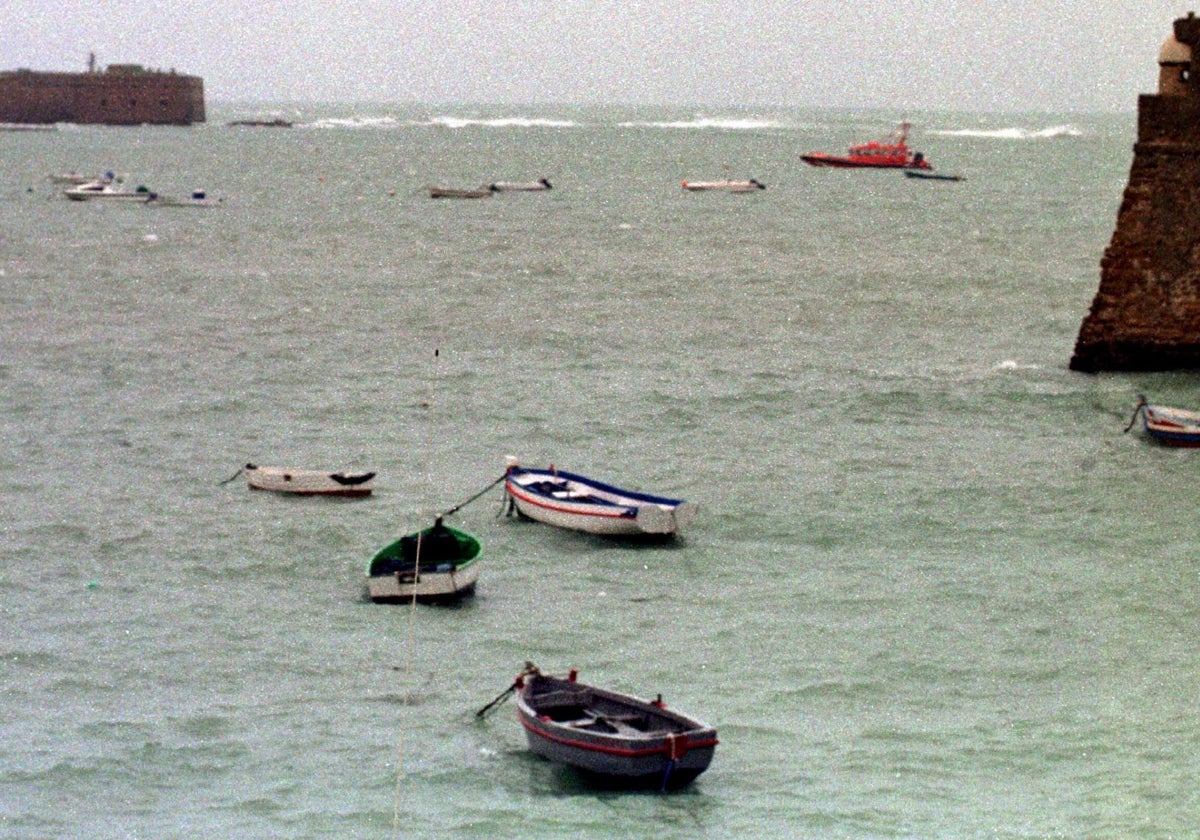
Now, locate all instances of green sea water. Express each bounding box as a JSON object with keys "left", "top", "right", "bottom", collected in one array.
[{"left": 2, "top": 105, "right": 1197, "bottom": 839}]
